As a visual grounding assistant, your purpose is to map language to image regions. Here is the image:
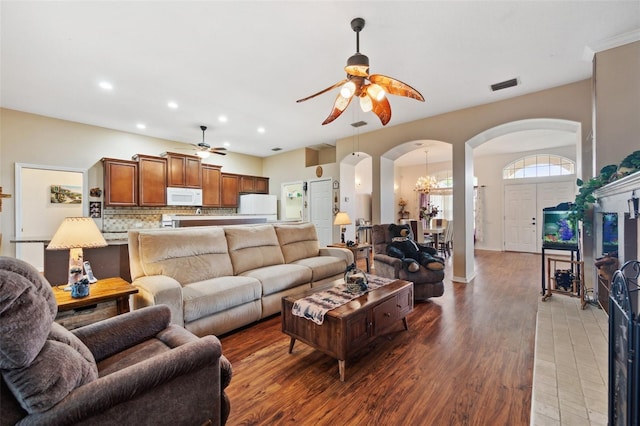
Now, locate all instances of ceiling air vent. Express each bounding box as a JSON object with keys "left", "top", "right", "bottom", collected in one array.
[
  {"left": 351, "top": 121, "right": 367, "bottom": 128},
  {"left": 490, "top": 78, "right": 519, "bottom": 92},
  {"left": 271, "top": 147, "right": 282, "bottom": 151}
]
